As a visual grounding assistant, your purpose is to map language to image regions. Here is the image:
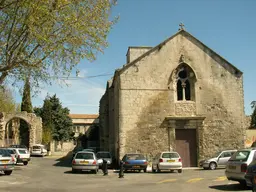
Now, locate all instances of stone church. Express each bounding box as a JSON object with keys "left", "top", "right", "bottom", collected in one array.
[{"left": 99, "top": 27, "right": 246, "bottom": 167}]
